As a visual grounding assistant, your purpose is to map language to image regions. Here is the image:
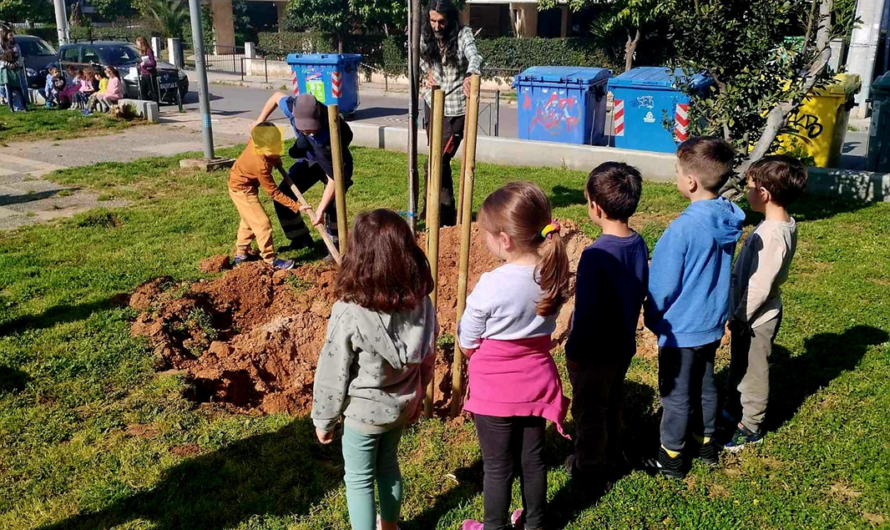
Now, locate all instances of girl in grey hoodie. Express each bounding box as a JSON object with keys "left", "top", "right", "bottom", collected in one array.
[{"left": 311, "top": 209, "right": 438, "bottom": 530}]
